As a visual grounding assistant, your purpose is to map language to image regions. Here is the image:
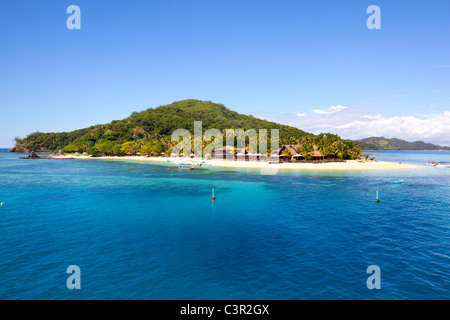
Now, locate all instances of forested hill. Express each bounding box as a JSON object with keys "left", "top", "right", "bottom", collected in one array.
[
  {"left": 11, "top": 99, "right": 362, "bottom": 159},
  {"left": 354, "top": 137, "right": 450, "bottom": 150}
]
